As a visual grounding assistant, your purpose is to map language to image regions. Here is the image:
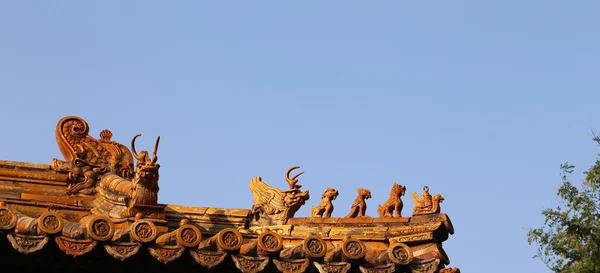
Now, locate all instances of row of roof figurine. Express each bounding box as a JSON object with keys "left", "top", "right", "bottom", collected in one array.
[{"left": 280, "top": 166, "right": 446, "bottom": 219}]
